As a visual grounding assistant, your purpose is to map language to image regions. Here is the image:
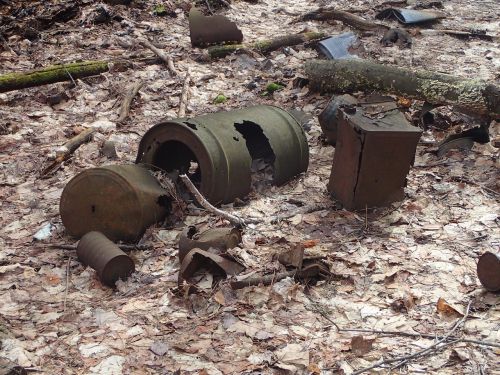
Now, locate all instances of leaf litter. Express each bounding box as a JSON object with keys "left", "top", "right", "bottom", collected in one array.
[{"left": 0, "top": 0, "right": 499, "bottom": 374}]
